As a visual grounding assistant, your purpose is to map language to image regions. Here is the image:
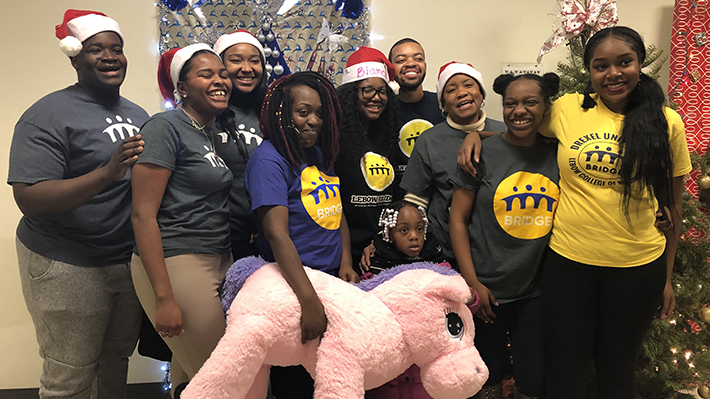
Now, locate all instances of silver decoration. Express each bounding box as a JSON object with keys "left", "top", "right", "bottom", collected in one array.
[{"left": 156, "top": 0, "right": 372, "bottom": 84}]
